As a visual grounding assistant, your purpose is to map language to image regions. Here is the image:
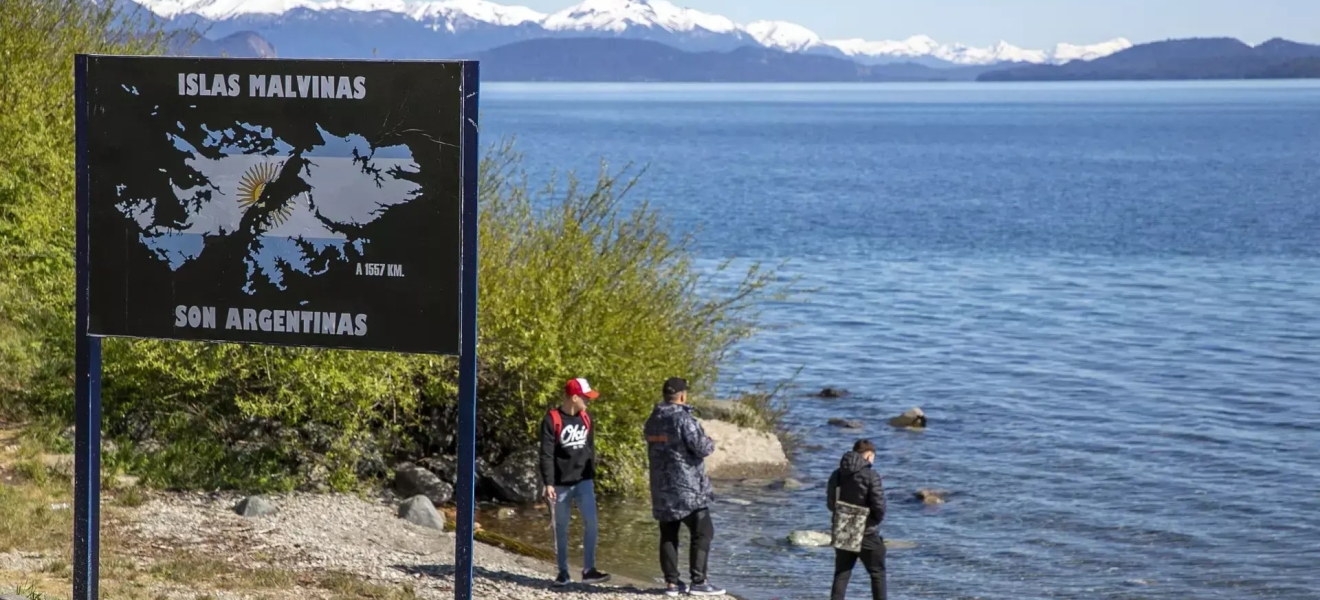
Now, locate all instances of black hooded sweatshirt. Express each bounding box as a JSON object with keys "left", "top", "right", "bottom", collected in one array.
[{"left": 826, "top": 451, "right": 887, "bottom": 538}]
